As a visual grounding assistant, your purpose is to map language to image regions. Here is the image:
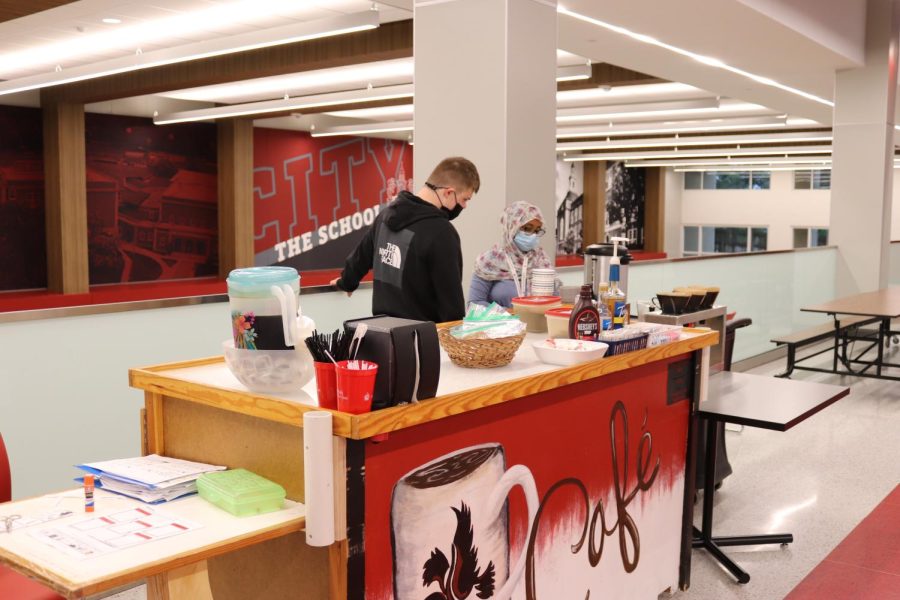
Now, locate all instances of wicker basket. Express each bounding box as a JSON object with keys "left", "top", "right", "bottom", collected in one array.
[
  {"left": 603, "top": 332, "right": 649, "bottom": 356},
  {"left": 437, "top": 325, "right": 526, "bottom": 368}
]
